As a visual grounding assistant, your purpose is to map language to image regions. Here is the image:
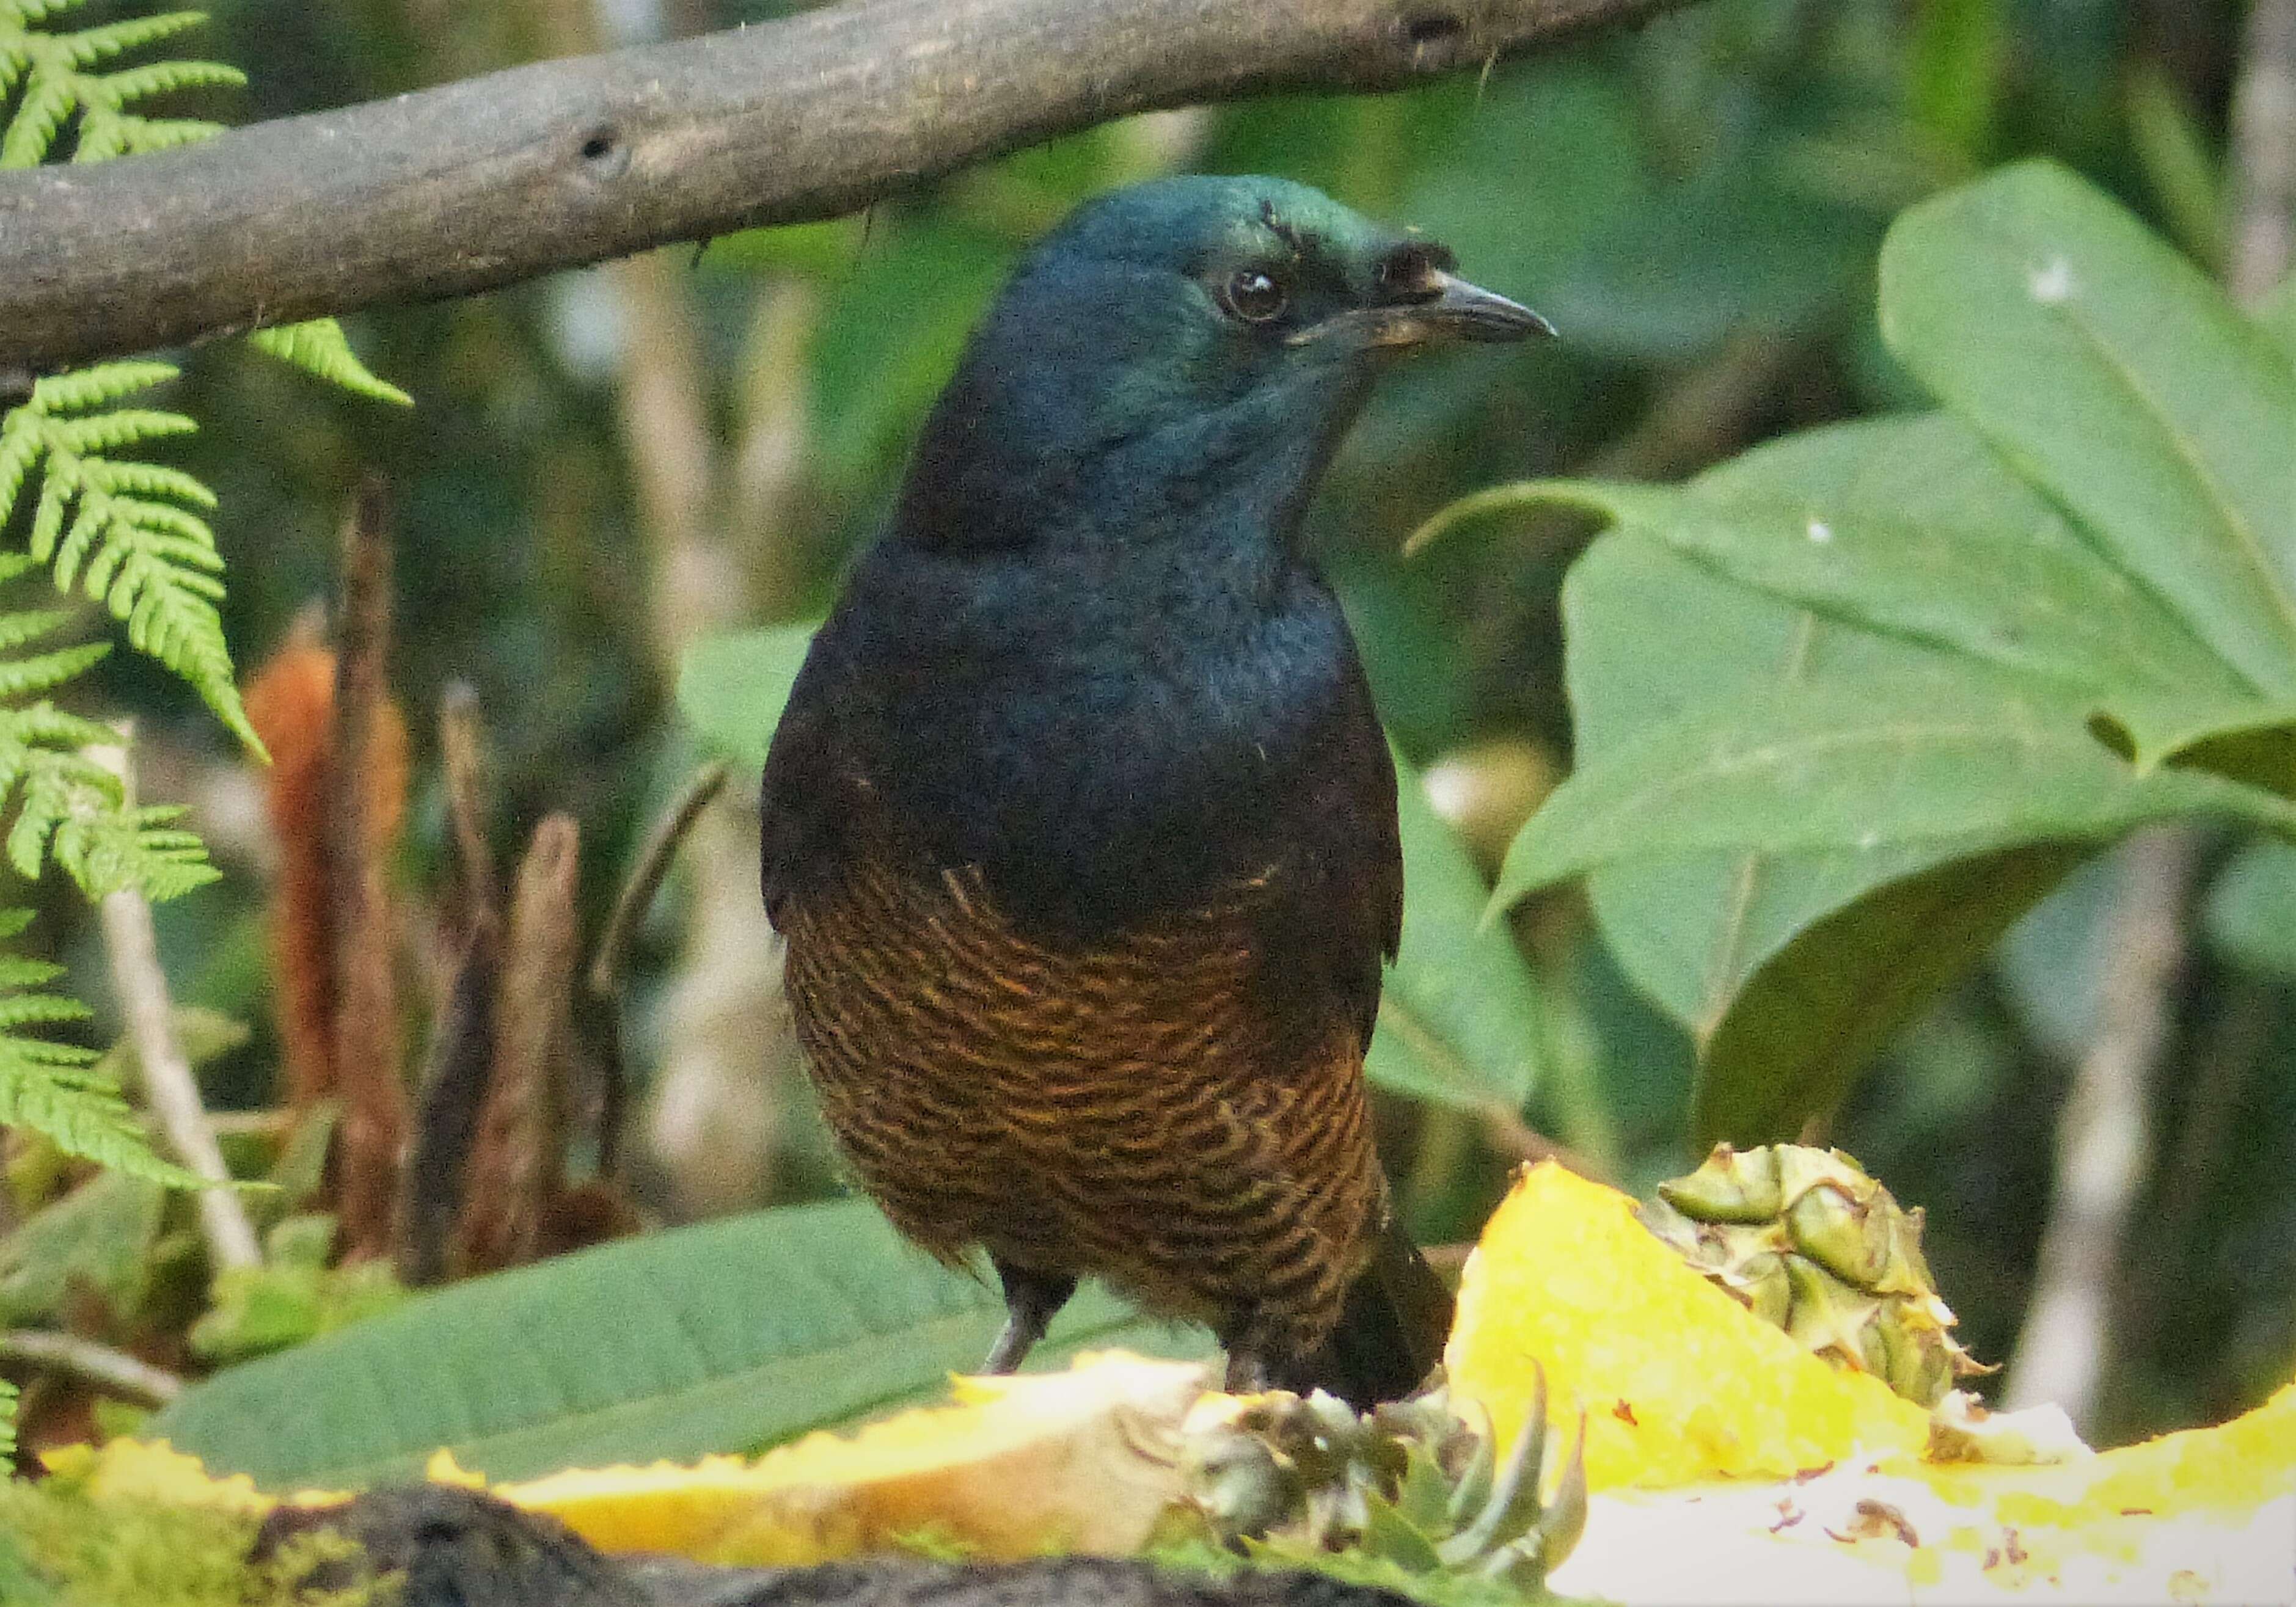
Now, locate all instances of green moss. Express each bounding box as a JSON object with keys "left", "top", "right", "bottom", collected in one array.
[{"left": 0, "top": 1478, "right": 382, "bottom": 1607}]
